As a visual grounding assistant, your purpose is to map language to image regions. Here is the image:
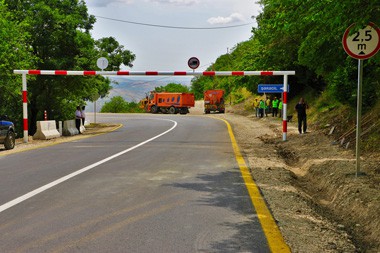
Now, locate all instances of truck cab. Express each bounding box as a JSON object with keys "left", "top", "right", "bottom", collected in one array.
[{"left": 204, "top": 90, "right": 225, "bottom": 114}]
